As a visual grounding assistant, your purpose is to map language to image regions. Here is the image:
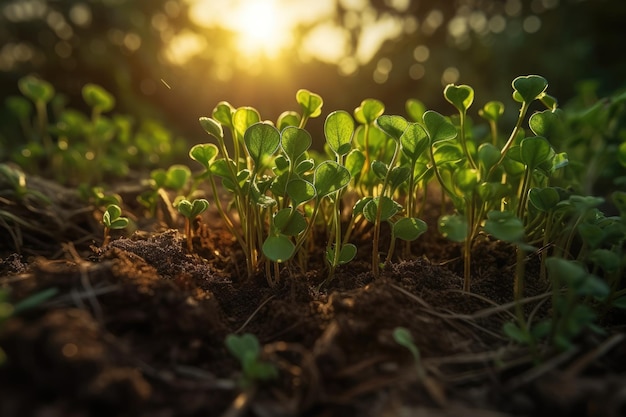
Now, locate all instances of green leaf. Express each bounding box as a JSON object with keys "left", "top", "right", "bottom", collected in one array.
[
  {"left": 477, "top": 182, "right": 512, "bottom": 202},
  {"left": 372, "top": 160, "right": 388, "bottom": 180},
  {"left": 82, "top": 83, "right": 115, "bottom": 112},
  {"left": 295, "top": 159, "right": 315, "bottom": 175},
  {"left": 483, "top": 211, "right": 524, "bottom": 242},
  {"left": 512, "top": 75, "right": 548, "bottom": 103},
  {"left": 286, "top": 179, "right": 316, "bottom": 207},
  {"left": 225, "top": 333, "right": 261, "bottom": 362},
  {"left": 325, "top": 110, "right": 354, "bottom": 156},
  {"left": 244, "top": 123, "right": 280, "bottom": 170},
  {"left": 363, "top": 196, "right": 399, "bottom": 223},
  {"left": 276, "top": 110, "right": 301, "bottom": 131},
  {"left": 589, "top": 249, "right": 621, "bottom": 273},
  {"left": 6, "top": 96, "right": 32, "bottom": 119},
  {"left": 212, "top": 101, "right": 235, "bottom": 128},
  {"left": 263, "top": 235, "right": 295, "bottom": 262},
  {"left": 520, "top": 136, "right": 552, "bottom": 169},
  {"left": 376, "top": 114, "right": 409, "bottom": 141},
  {"left": 164, "top": 165, "right": 191, "bottom": 190},
  {"left": 177, "top": 198, "right": 209, "bottom": 219},
  {"left": 454, "top": 168, "right": 479, "bottom": 193},
  {"left": 503, "top": 322, "right": 531, "bottom": 344},
  {"left": 529, "top": 109, "right": 563, "bottom": 139},
  {"left": 296, "top": 89, "right": 323, "bottom": 120},
  {"left": 199, "top": 117, "right": 224, "bottom": 141},
  {"left": 313, "top": 161, "right": 351, "bottom": 198},
  {"left": 438, "top": 214, "right": 467, "bottom": 242},
  {"left": 209, "top": 158, "right": 236, "bottom": 179},
  {"left": 233, "top": 107, "right": 261, "bottom": 140},
  {"left": 103, "top": 204, "right": 128, "bottom": 230},
  {"left": 477, "top": 143, "right": 501, "bottom": 176},
  {"left": 400, "top": 123, "right": 429, "bottom": 162},
  {"left": 355, "top": 98, "right": 384, "bottom": 124},
  {"left": 345, "top": 149, "right": 365, "bottom": 180},
  {"left": 423, "top": 110, "right": 457, "bottom": 143},
  {"left": 273, "top": 208, "right": 307, "bottom": 236},
  {"left": 478, "top": 101, "right": 504, "bottom": 122},
  {"left": 327, "top": 243, "right": 358, "bottom": 265},
  {"left": 280, "top": 126, "right": 312, "bottom": 161},
  {"left": 405, "top": 99, "right": 426, "bottom": 123},
  {"left": 388, "top": 166, "right": 411, "bottom": 190},
  {"left": 393, "top": 217, "right": 427, "bottom": 241},
  {"left": 529, "top": 187, "right": 560, "bottom": 212},
  {"left": 18, "top": 75, "right": 54, "bottom": 103},
  {"left": 444, "top": 84, "right": 474, "bottom": 113},
  {"left": 189, "top": 143, "right": 219, "bottom": 171}
]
